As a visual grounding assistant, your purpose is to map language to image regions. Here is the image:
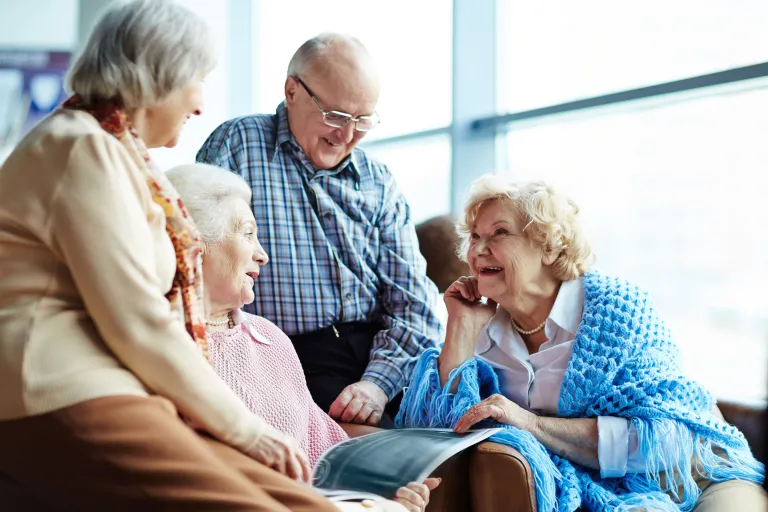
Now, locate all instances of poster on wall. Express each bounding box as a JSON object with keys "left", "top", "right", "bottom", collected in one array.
[{"left": 0, "top": 50, "right": 71, "bottom": 162}]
